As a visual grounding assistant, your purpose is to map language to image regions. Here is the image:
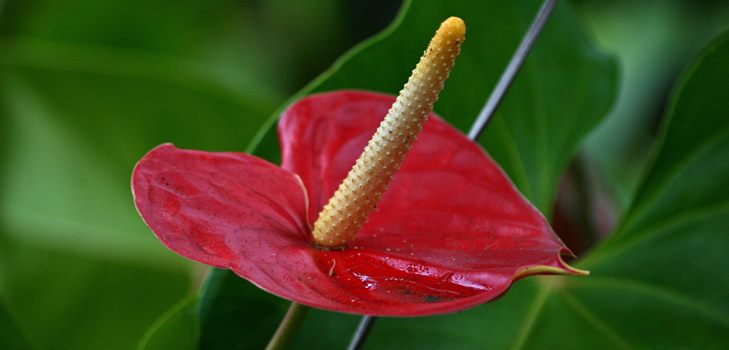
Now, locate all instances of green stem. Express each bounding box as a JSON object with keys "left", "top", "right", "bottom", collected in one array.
[{"left": 265, "top": 303, "right": 310, "bottom": 350}]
